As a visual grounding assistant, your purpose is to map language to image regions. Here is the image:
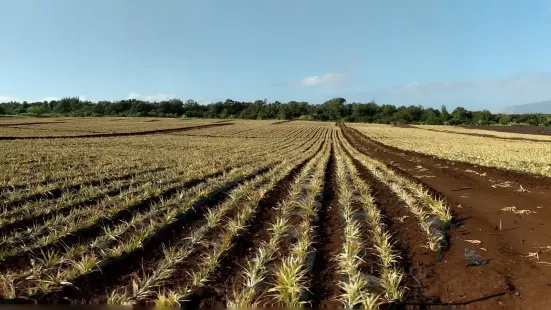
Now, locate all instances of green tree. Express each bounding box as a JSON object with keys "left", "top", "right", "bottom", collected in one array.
[
  {"left": 182, "top": 99, "right": 202, "bottom": 117},
  {"left": 450, "top": 107, "right": 470, "bottom": 124},
  {"left": 420, "top": 108, "right": 442, "bottom": 124},
  {"left": 472, "top": 110, "right": 492, "bottom": 125},
  {"left": 497, "top": 114, "right": 511, "bottom": 125},
  {"left": 440, "top": 105, "right": 450, "bottom": 122},
  {"left": 405, "top": 105, "right": 423, "bottom": 122},
  {"left": 54, "top": 97, "right": 79, "bottom": 114},
  {"left": 322, "top": 97, "right": 346, "bottom": 120},
  {"left": 27, "top": 104, "right": 49, "bottom": 116},
  {"left": 390, "top": 109, "right": 411, "bottom": 124},
  {"left": 380, "top": 104, "right": 397, "bottom": 118},
  {"left": 20, "top": 101, "right": 30, "bottom": 113}
]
